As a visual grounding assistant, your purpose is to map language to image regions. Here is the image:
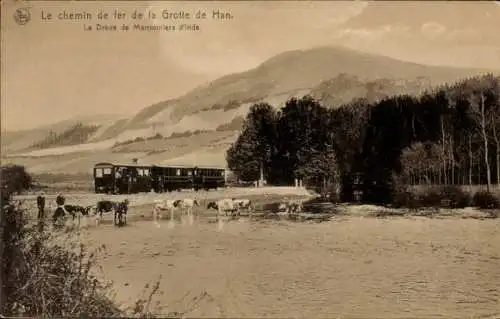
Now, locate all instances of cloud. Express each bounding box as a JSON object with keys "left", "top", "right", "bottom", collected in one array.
[
  {"left": 421, "top": 22, "right": 446, "bottom": 39},
  {"left": 333, "top": 24, "right": 411, "bottom": 48},
  {"left": 150, "top": 1, "right": 369, "bottom": 76}
]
